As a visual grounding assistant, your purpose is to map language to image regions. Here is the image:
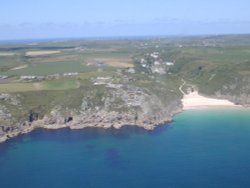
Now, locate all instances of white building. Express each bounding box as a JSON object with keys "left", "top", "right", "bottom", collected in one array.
[{"left": 165, "top": 62, "right": 174, "bottom": 66}]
